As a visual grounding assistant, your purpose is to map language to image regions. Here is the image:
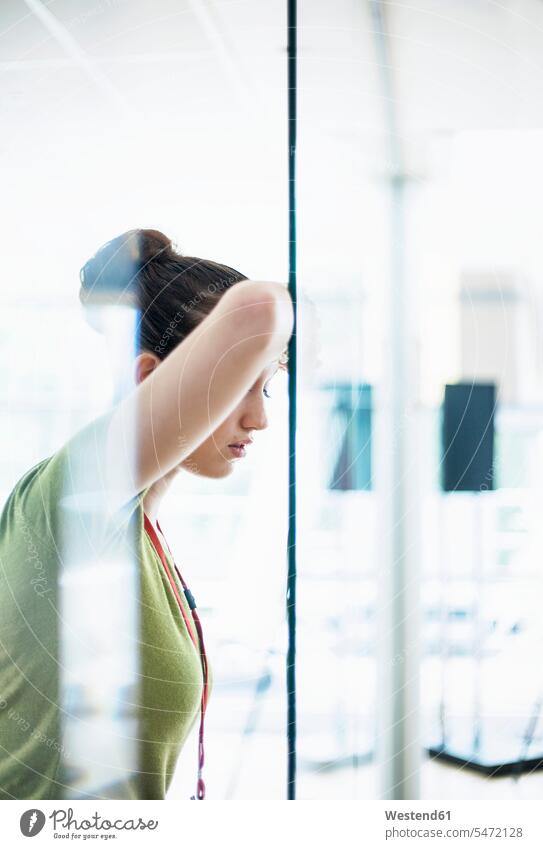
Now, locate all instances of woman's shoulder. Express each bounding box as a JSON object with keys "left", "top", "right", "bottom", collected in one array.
[
  {"left": 0, "top": 407, "right": 145, "bottom": 557},
  {"left": 0, "top": 452, "right": 60, "bottom": 555}
]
